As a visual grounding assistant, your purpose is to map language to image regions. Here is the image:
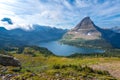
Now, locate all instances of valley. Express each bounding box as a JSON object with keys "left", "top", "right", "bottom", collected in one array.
[{"left": 0, "top": 0, "right": 120, "bottom": 80}]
